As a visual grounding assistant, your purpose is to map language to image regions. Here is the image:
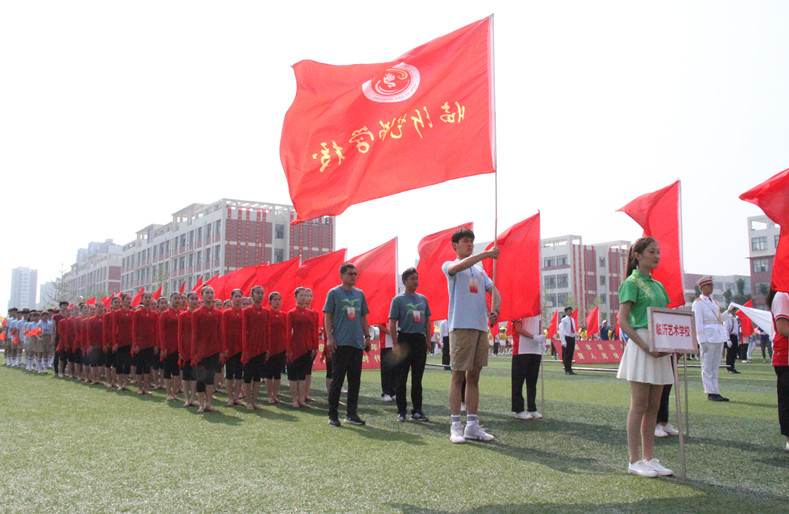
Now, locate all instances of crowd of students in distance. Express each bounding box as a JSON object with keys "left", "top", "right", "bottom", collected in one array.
[{"left": 2, "top": 286, "right": 325, "bottom": 413}]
